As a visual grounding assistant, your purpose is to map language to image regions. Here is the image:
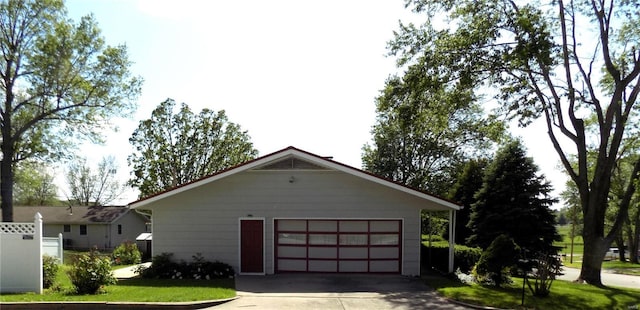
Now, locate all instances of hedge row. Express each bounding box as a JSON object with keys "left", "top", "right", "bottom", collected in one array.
[{"left": 421, "top": 243, "right": 482, "bottom": 273}]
